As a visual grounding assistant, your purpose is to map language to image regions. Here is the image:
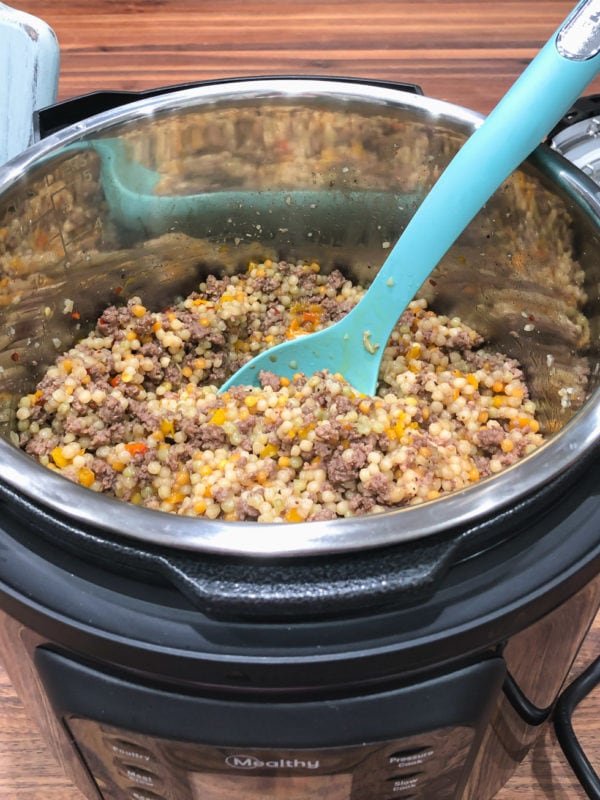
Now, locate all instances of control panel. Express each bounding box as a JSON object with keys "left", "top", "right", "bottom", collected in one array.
[
  {"left": 34, "top": 647, "right": 505, "bottom": 800},
  {"left": 68, "top": 717, "right": 477, "bottom": 800}
]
